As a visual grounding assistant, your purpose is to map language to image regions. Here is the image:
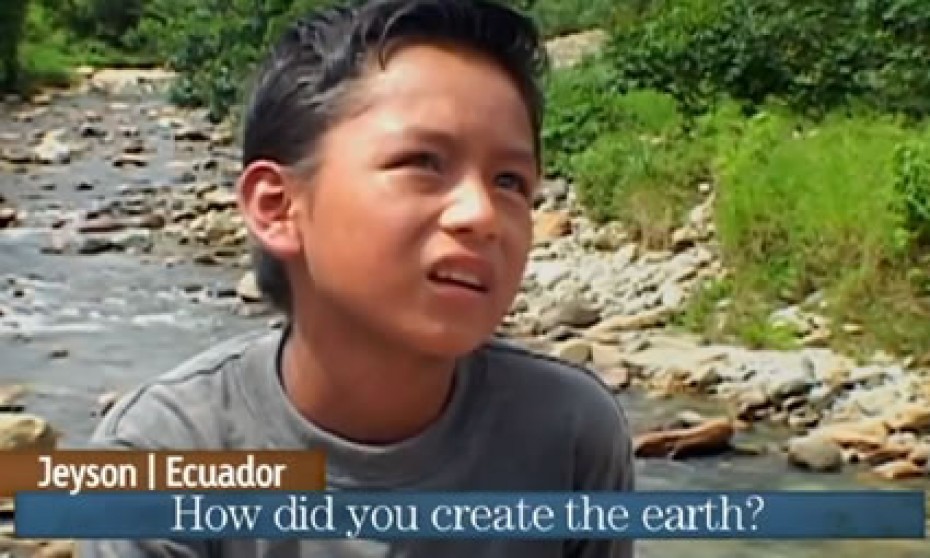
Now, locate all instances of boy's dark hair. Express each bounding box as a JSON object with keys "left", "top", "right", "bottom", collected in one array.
[{"left": 241, "top": 0, "right": 548, "bottom": 313}]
